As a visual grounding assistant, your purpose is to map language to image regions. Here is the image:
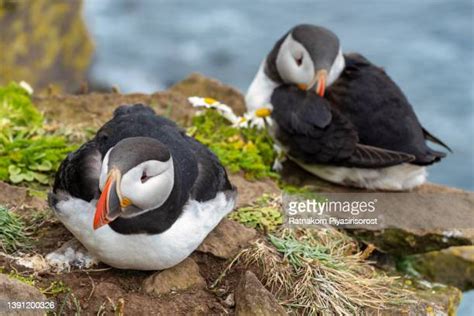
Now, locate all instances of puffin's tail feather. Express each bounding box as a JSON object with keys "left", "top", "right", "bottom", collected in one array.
[
  {"left": 344, "top": 144, "right": 416, "bottom": 168},
  {"left": 413, "top": 148, "right": 446, "bottom": 166},
  {"left": 422, "top": 127, "right": 452, "bottom": 153}
]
